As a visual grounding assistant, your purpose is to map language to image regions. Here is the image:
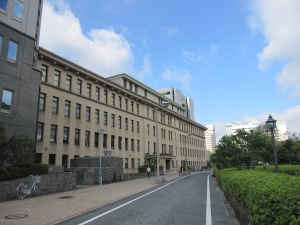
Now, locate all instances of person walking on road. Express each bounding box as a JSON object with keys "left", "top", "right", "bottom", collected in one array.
[{"left": 146, "top": 166, "right": 151, "bottom": 178}]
